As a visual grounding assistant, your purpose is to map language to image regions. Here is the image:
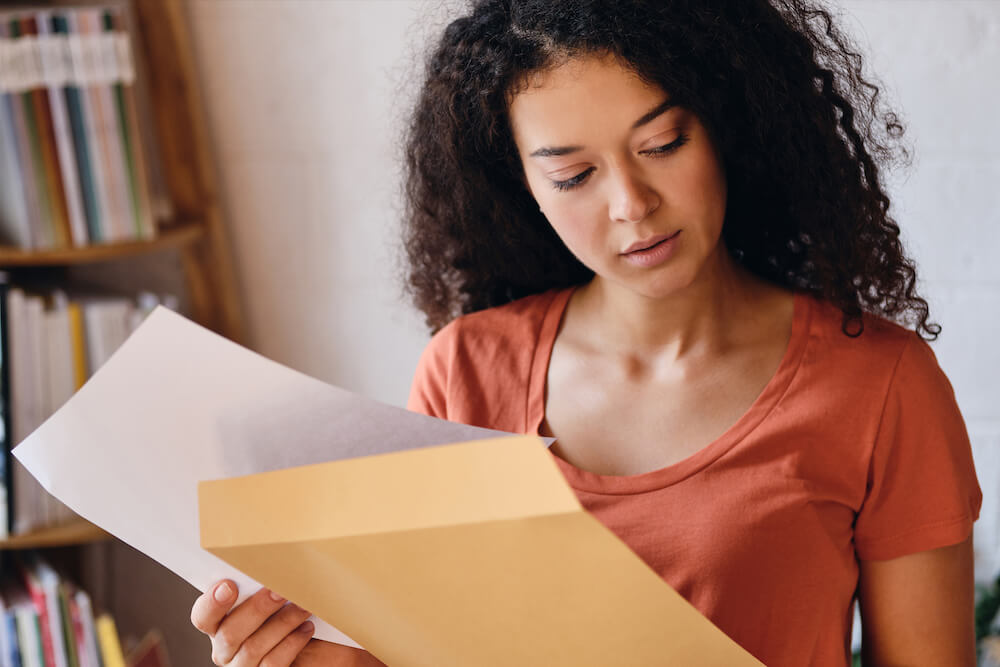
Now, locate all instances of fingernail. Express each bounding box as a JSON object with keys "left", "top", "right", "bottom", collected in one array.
[
  {"left": 214, "top": 582, "right": 234, "bottom": 603},
  {"left": 297, "top": 621, "right": 314, "bottom": 634},
  {"left": 269, "top": 590, "right": 285, "bottom": 603}
]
